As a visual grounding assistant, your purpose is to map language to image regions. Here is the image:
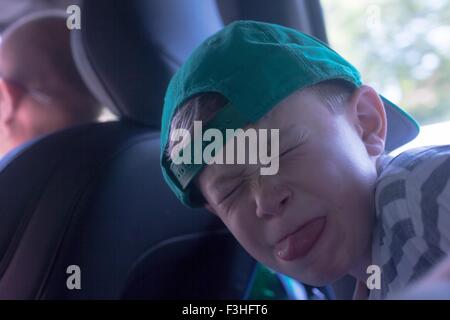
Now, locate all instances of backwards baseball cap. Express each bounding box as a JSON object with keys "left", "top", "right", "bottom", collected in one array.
[{"left": 160, "top": 20, "right": 420, "bottom": 207}]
